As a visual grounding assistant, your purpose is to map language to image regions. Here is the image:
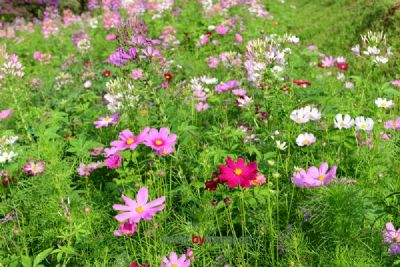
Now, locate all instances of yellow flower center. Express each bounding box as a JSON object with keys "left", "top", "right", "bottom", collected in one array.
[
  {"left": 394, "top": 237, "right": 399, "bottom": 243},
  {"left": 234, "top": 168, "right": 242, "bottom": 175},
  {"left": 135, "top": 206, "right": 144, "bottom": 213},
  {"left": 126, "top": 138, "right": 134, "bottom": 145},
  {"left": 318, "top": 175, "right": 325, "bottom": 181},
  {"left": 172, "top": 264, "right": 178, "bottom": 267},
  {"left": 303, "top": 139, "right": 309, "bottom": 145},
  {"left": 32, "top": 165, "right": 38, "bottom": 172},
  {"left": 155, "top": 140, "right": 163, "bottom": 146},
  {"left": 104, "top": 116, "right": 111, "bottom": 122},
  {"left": 361, "top": 123, "right": 366, "bottom": 129},
  {"left": 162, "top": 149, "right": 168, "bottom": 155}
]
